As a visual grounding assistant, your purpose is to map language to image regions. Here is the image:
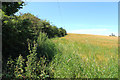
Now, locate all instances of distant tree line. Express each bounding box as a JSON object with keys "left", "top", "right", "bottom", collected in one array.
[{"left": 109, "top": 33, "right": 116, "bottom": 37}]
